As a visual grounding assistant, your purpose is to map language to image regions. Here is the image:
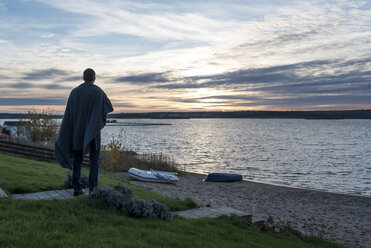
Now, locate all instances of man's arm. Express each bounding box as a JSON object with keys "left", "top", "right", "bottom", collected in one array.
[{"left": 102, "top": 93, "right": 114, "bottom": 127}]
